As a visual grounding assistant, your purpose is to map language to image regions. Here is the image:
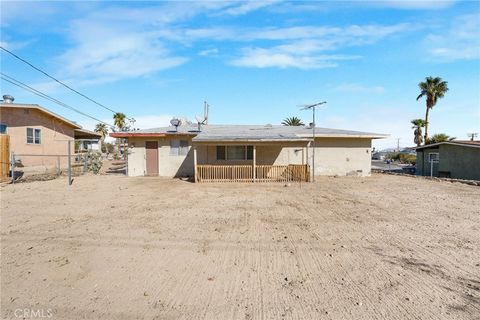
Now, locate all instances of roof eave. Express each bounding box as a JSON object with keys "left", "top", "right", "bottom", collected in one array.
[
  {"left": 415, "top": 141, "right": 480, "bottom": 150},
  {"left": 296, "top": 134, "right": 389, "bottom": 139},
  {"left": 110, "top": 132, "right": 167, "bottom": 138}
]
